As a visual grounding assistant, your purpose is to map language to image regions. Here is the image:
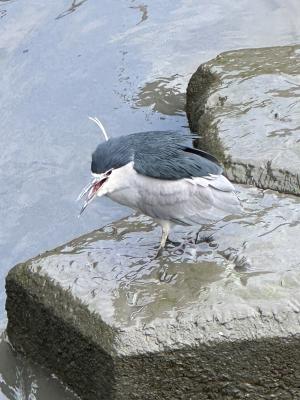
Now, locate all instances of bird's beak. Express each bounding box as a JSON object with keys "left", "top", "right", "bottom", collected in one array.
[{"left": 77, "top": 175, "right": 106, "bottom": 216}]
